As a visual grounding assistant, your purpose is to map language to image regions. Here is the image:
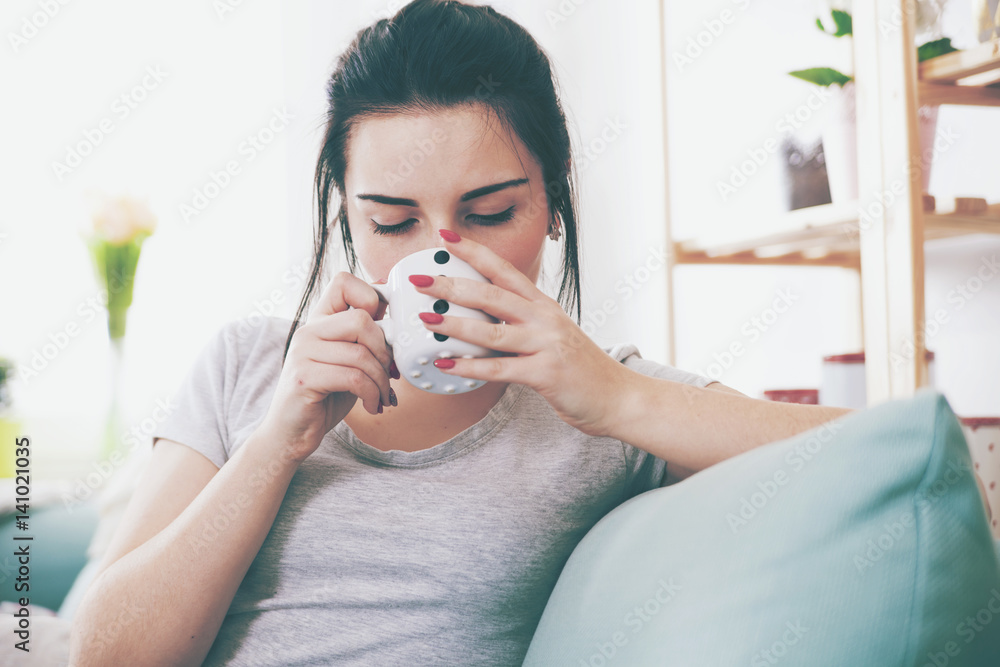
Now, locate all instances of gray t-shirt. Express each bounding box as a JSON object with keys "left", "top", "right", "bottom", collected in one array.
[{"left": 152, "top": 315, "right": 714, "bottom": 666}]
